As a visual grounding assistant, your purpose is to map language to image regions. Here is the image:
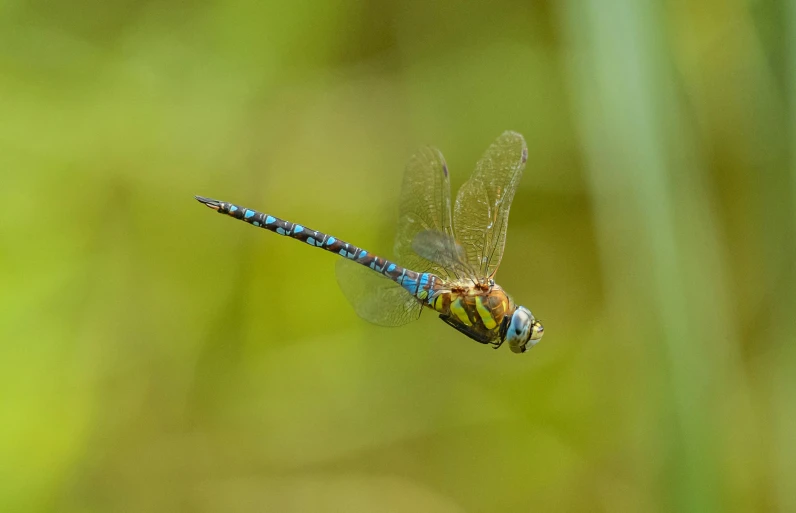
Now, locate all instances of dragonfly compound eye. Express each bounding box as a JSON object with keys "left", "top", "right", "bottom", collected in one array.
[{"left": 506, "top": 306, "right": 541, "bottom": 354}]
